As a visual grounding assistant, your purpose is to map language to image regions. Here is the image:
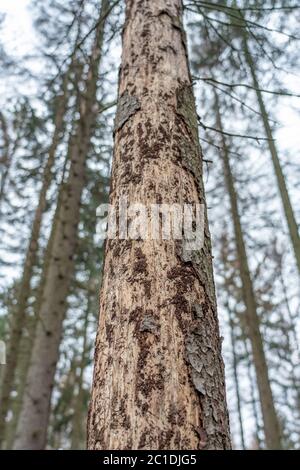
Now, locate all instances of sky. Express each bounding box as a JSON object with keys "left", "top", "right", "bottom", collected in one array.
[
  {"left": 0, "top": 0, "right": 36, "bottom": 53},
  {"left": 1, "top": 0, "right": 299, "bottom": 155}
]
